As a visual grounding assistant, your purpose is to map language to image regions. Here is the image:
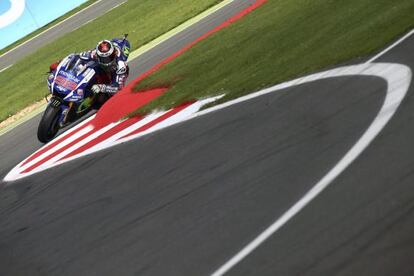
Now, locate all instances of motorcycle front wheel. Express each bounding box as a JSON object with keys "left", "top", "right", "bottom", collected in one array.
[{"left": 37, "top": 104, "right": 60, "bottom": 143}]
